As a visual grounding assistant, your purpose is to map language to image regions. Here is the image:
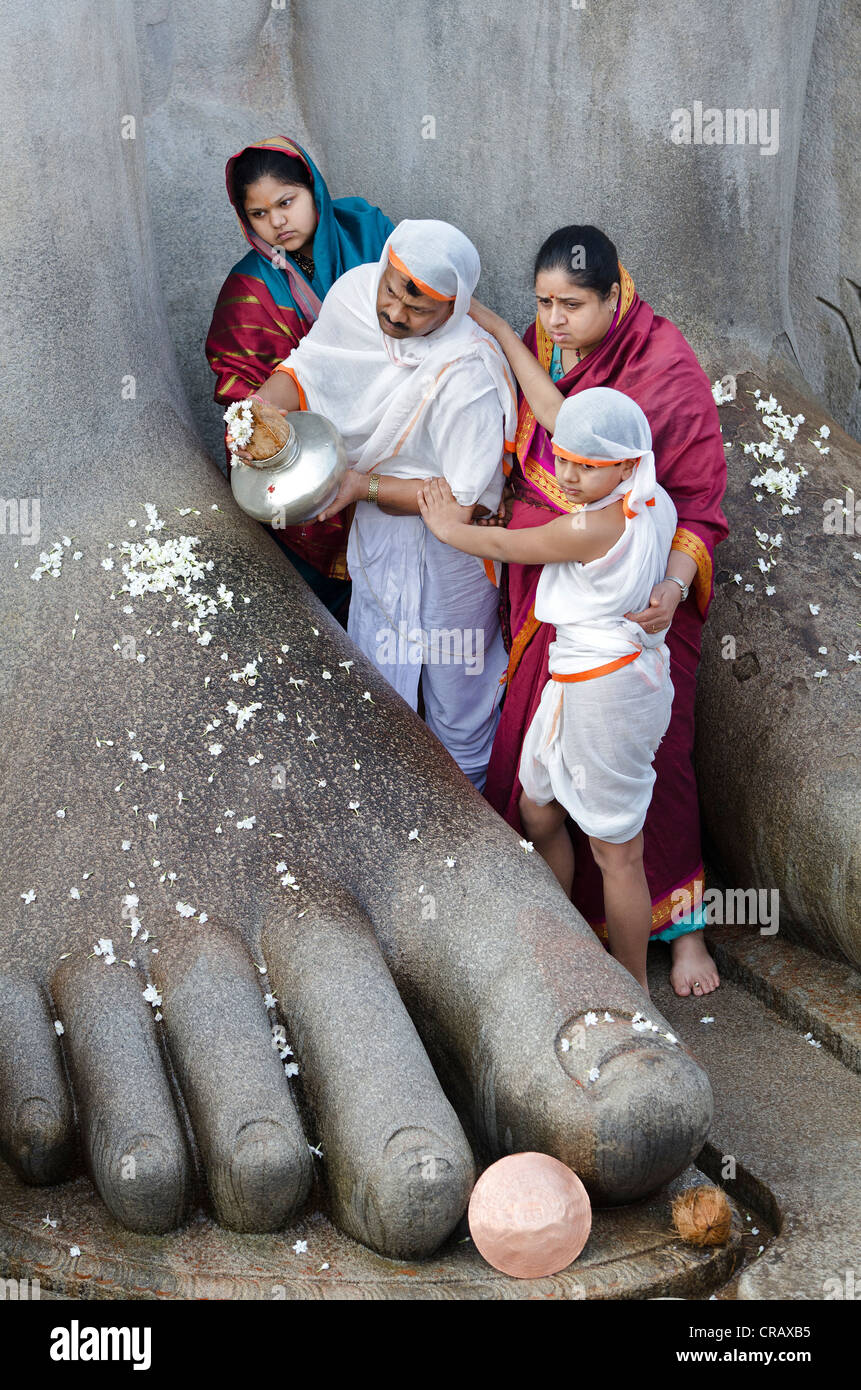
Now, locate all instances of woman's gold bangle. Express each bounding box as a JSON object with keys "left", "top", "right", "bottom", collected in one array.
[{"left": 367, "top": 474, "right": 380, "bottom": 505}]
